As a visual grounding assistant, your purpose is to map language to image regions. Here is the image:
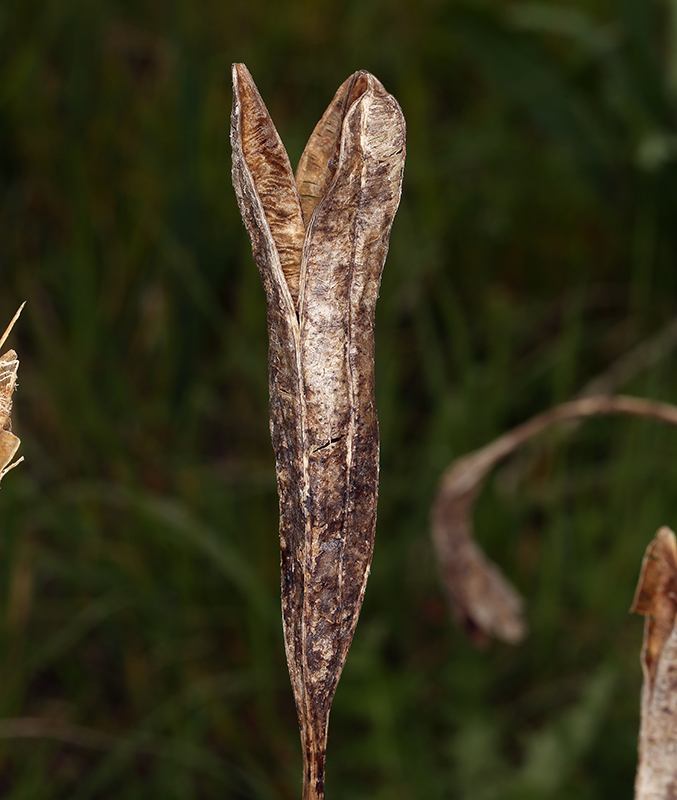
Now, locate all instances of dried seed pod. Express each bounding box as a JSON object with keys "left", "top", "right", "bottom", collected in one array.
[{"left": 231, "top": 64, "right": 405, "bottom": 799}]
